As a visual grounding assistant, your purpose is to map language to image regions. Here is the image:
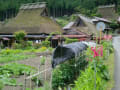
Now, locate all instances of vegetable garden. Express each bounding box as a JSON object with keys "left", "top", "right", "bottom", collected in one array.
[
  {"left": 51, "top": 40, "right": 114, "bottom": 90},
  {"left": 0, "top": 30, "right": 114, "bottom": 90}
]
